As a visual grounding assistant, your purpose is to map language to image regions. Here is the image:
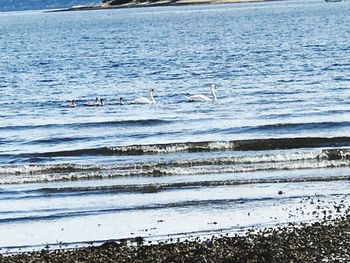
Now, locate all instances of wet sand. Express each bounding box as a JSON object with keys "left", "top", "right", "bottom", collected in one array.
[{"left": 2, "top": 214, "right": 350, "bottom": 262}]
